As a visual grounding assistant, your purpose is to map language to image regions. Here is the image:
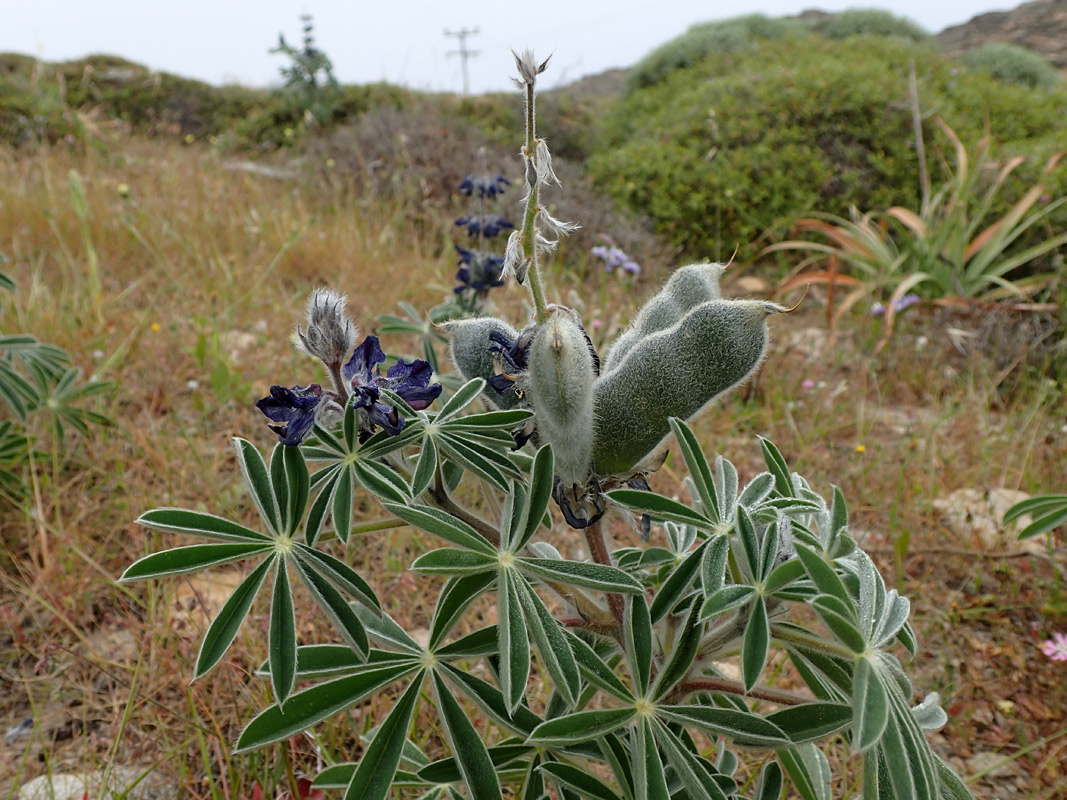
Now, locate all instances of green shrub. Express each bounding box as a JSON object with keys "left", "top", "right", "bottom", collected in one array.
[
  {"left": 589, "top": 36, "right": 1067, "bottom": 261},
  {"left": 818, "top": 8, "right": 931, "bottom": 42},
  {"left": 627, "top": 14, "right": 808, "bottom": 90},
  {"left": 964, "top": 42, "right": 1060, "bottom": 89}
]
